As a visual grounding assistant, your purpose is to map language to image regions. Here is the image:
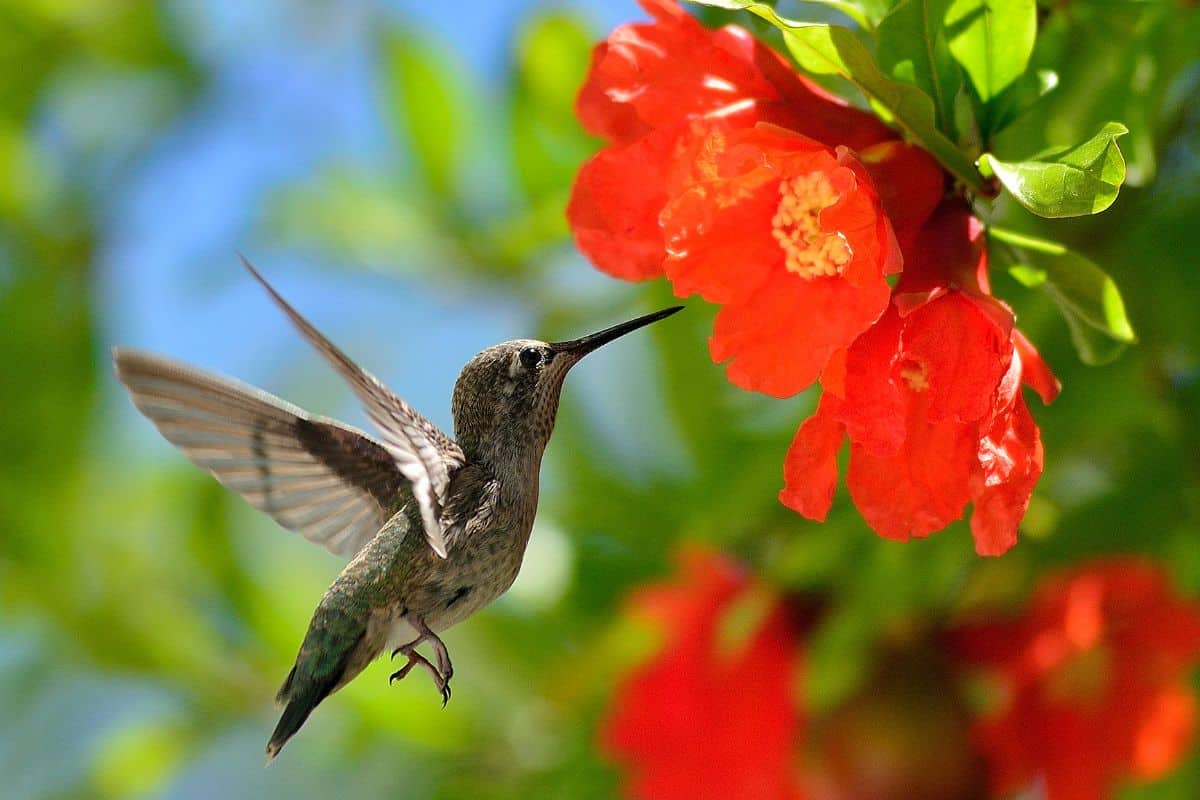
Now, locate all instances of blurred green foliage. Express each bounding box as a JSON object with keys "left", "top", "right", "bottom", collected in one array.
[{"left": 1, "top": 0, "right": 1199, "bottom": 798}]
